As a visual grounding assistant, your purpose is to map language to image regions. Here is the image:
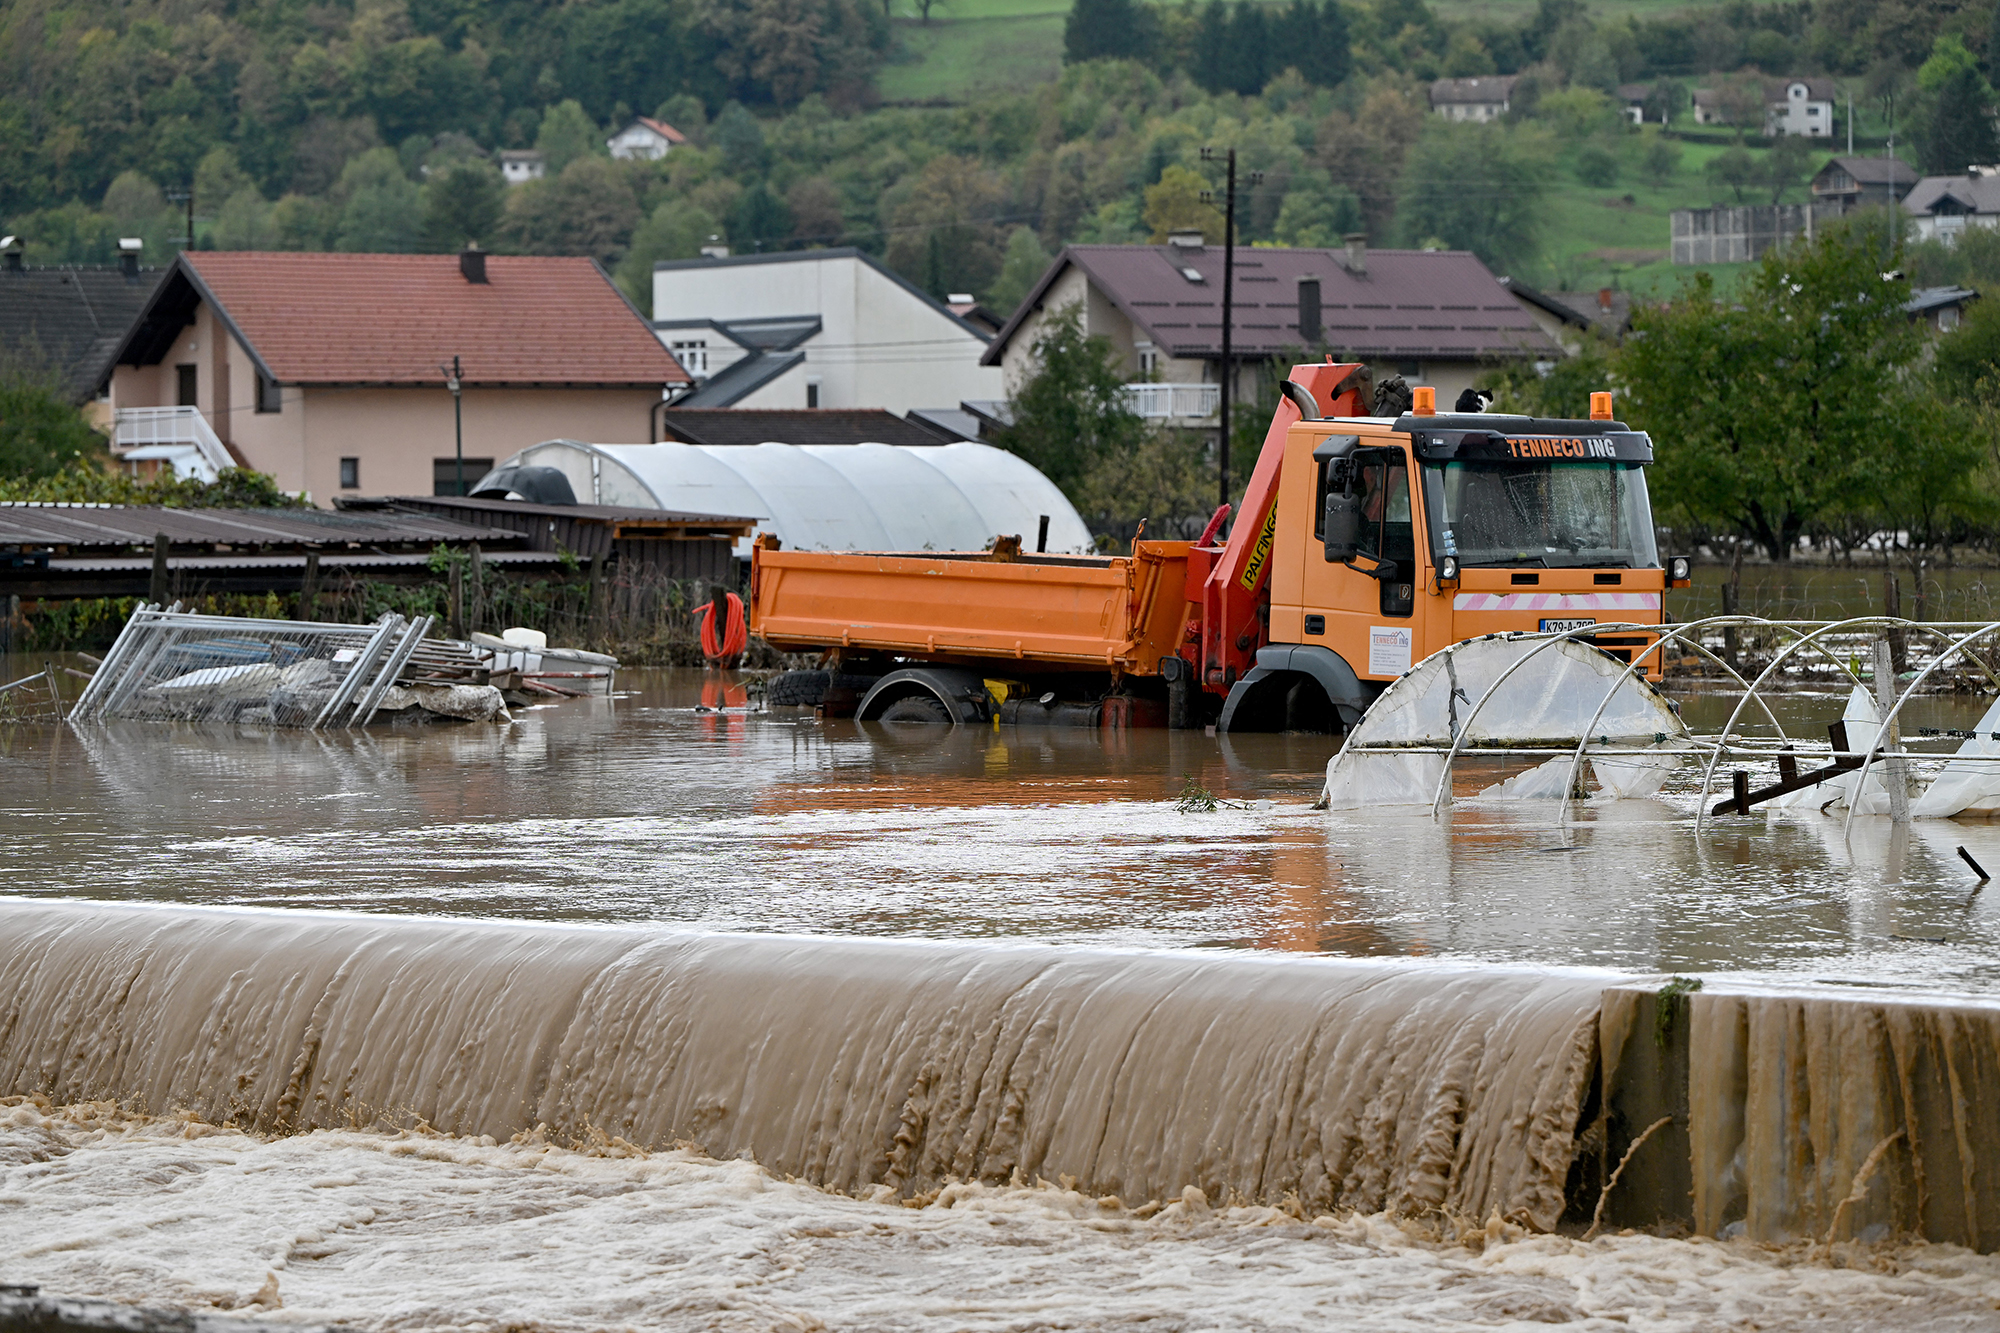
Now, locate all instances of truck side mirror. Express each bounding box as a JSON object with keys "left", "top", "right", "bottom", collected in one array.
[{"left": 1323, "top": 491, "right": 1361, "bottom": 562}]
